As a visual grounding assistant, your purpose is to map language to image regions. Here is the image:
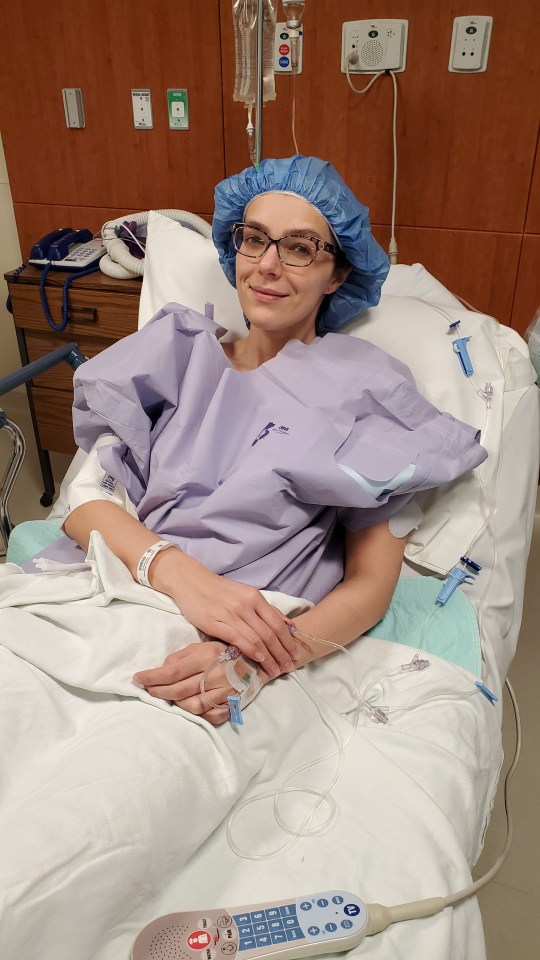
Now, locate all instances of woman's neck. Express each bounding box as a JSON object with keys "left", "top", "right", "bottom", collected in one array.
[{"left": 223, "top": 324, "right": 318, "bottom": 372}]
